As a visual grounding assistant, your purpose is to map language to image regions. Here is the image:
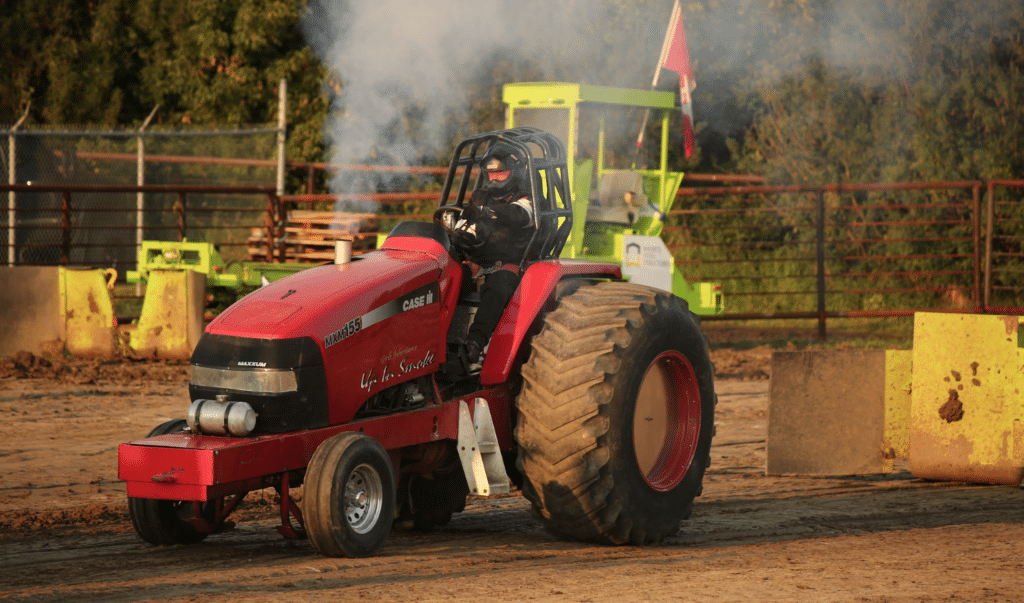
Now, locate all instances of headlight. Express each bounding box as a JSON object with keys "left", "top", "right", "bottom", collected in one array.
[{"left": 190, "top": 365, "right": 299, "bottom": 394}]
